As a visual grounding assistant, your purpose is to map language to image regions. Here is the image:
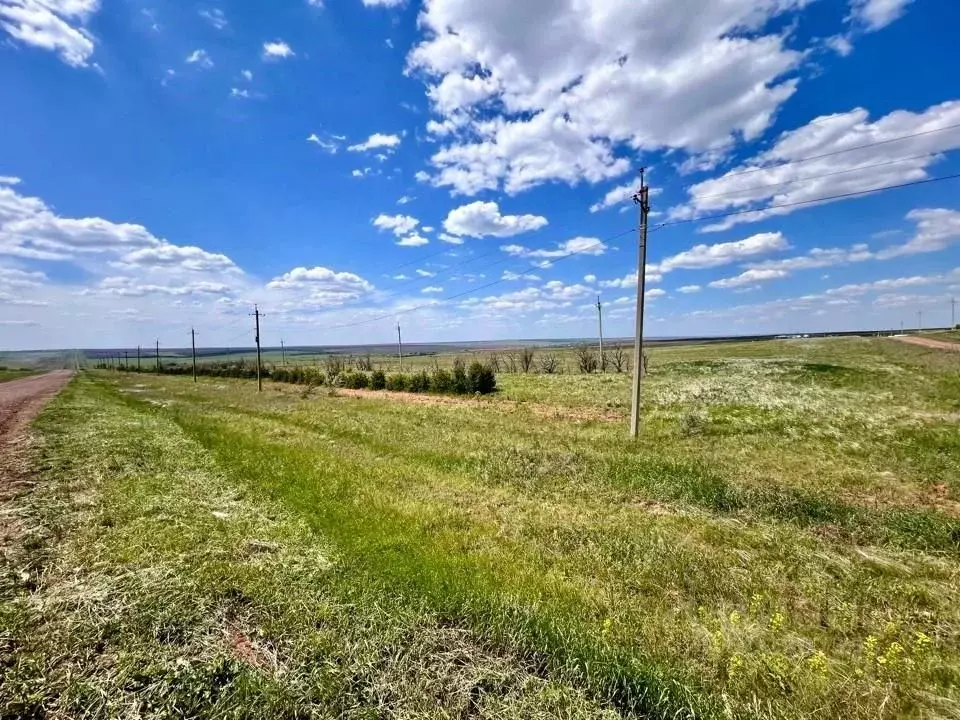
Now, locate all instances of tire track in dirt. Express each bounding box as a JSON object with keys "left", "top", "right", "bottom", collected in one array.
[{"left": 0, "top": 370, "right": 72, "bottom": 553}]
